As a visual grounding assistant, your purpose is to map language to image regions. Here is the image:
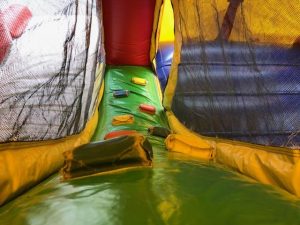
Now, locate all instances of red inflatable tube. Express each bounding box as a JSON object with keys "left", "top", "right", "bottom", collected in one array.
[
  {"left": 104, "top": 130, "right": 138, "bottom": 140},
  {"left": 0, "top": 15, "right": 12, "bottom": 63},
  {"left": 3, "top": 4, "right": 32, "bottom": 38},
  {"left": 102, "top": 0, "right": 156, "bottom": 66}
]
